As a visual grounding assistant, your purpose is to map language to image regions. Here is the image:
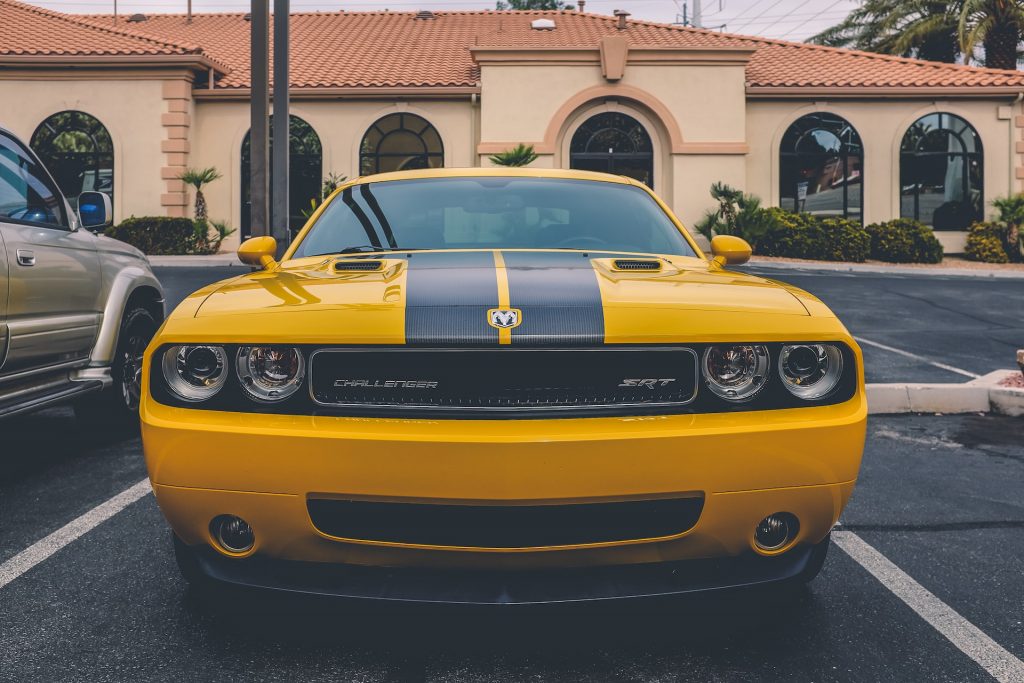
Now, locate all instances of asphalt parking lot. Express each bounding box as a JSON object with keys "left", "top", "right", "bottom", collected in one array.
[{"left": 1, "top": 265, "right": 1022, "bottom": 682}]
